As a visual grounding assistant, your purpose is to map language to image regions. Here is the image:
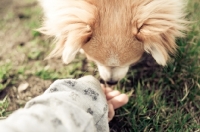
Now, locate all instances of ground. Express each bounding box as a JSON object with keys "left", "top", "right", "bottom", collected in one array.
[{"left": 0, "top": 0, "right": 200, "bottom": 131}]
